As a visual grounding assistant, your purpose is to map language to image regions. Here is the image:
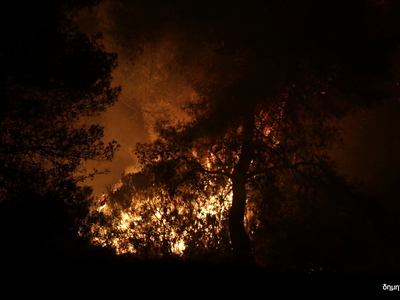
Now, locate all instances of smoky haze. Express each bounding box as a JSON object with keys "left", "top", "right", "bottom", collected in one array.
[
  {"left": 74, "top": 0, "right": 400, "bottom": 198},
  {"left": 333, "top": 99, "right": 400, "bottom": 196},
  {"left": 74, "top": 1, "right": 202, "bottom": 196}
]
